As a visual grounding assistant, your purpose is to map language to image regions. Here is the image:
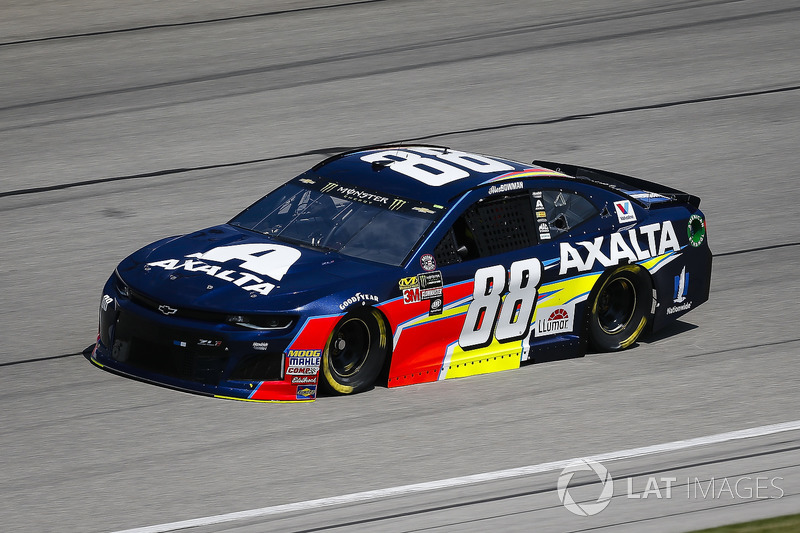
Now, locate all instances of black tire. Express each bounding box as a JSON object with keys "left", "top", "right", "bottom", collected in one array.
[
  {"left": 319, "top": 308, "right": 389, "bottom": 394},
  {"left": 588, "top": 265, "right": 652, "bottom": 352}
]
